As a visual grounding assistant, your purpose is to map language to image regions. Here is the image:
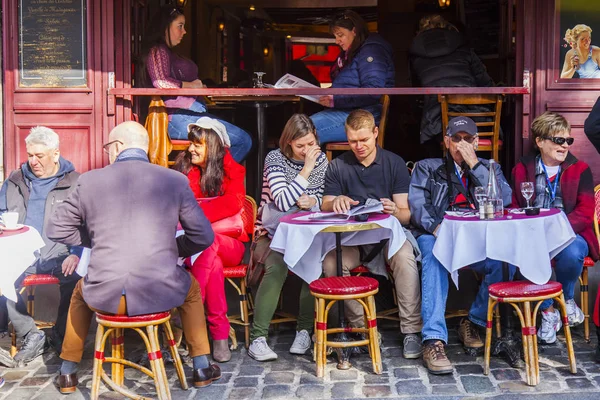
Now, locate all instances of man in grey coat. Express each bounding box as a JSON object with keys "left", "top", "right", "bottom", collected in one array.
[{"left": 47, "top": 121, "right": 220, "bottom": 394}]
